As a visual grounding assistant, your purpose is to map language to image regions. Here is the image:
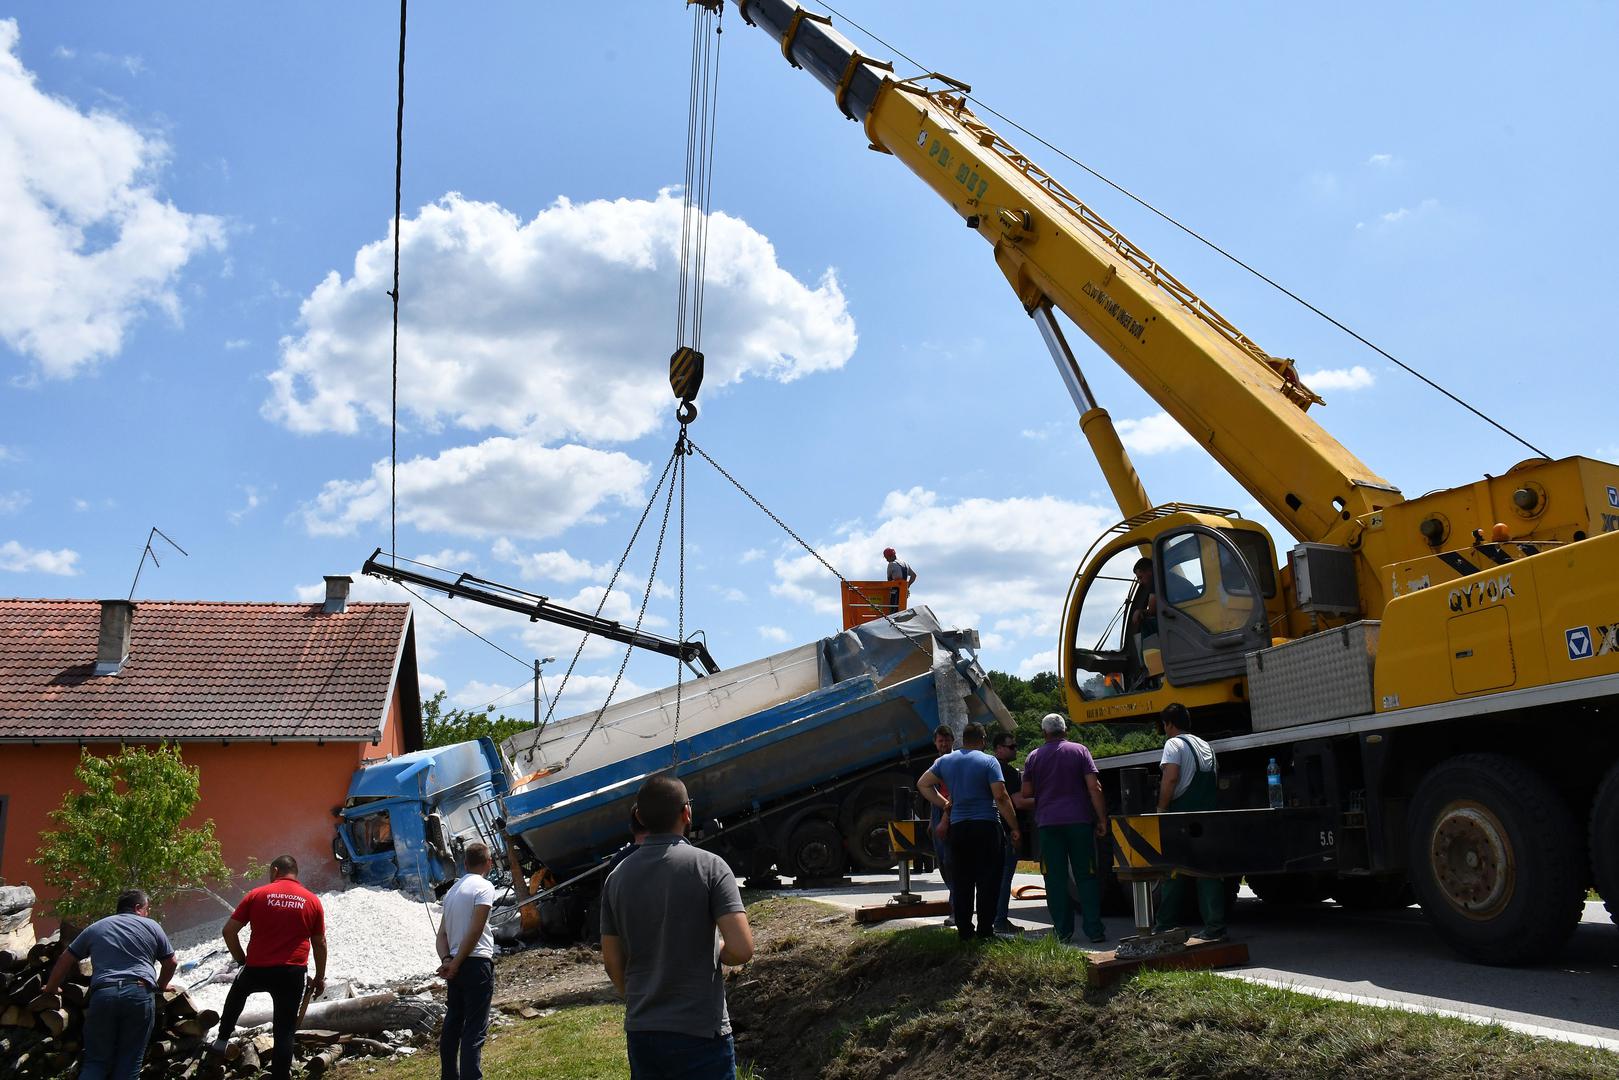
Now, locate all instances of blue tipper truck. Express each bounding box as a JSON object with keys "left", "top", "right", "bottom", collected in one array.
[{"left": 332, "top": 607, "right": 1011, "bottom": 935}]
